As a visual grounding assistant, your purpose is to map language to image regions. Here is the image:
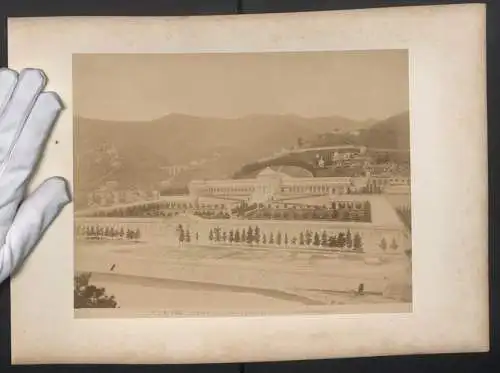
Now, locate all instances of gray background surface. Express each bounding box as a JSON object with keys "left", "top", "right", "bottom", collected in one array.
[{"left": 0, "top": 0, "right": 496, "bottom": 372}]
